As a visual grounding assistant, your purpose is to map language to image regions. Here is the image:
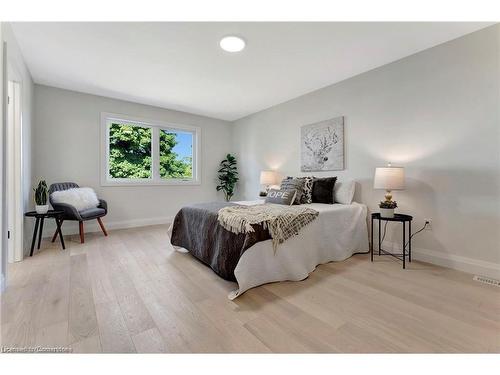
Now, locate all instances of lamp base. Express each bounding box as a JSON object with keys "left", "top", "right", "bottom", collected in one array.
[{"left": 384, "top": 190, "right": 393, "bottom": 203}]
